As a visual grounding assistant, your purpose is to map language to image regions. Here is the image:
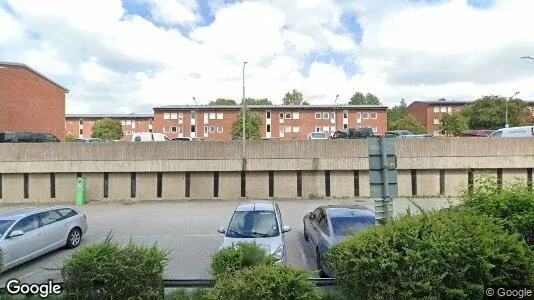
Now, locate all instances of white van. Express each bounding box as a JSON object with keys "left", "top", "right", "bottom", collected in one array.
[
  {"left": 131, "top": 132, "right": 169, "bottom": 142},
  {"left": 489, "top": 126, "right": 534, "bottom": 138}
]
